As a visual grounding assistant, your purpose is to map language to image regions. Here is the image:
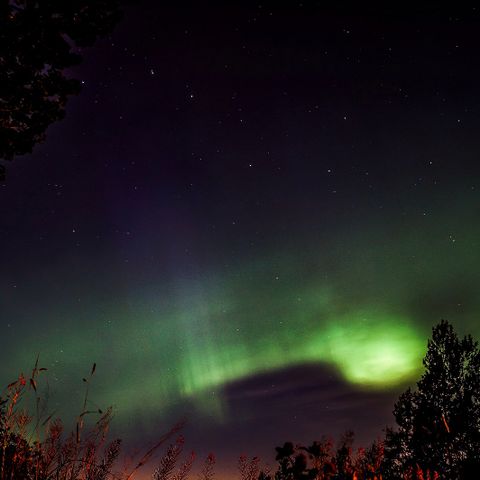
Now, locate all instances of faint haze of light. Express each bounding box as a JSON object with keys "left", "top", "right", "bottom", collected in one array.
[
  {"left": 0, "top": 240, "right": 435, "bottom": 428},
  {"left": 18, "top": 275, "right": 425, "bottom": 424},
  {"left": 12, "top": 198, "right": 478, "bottom": 423},
  {"left": 3, "top": 190, "right": 475, "bottom": 426}
]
